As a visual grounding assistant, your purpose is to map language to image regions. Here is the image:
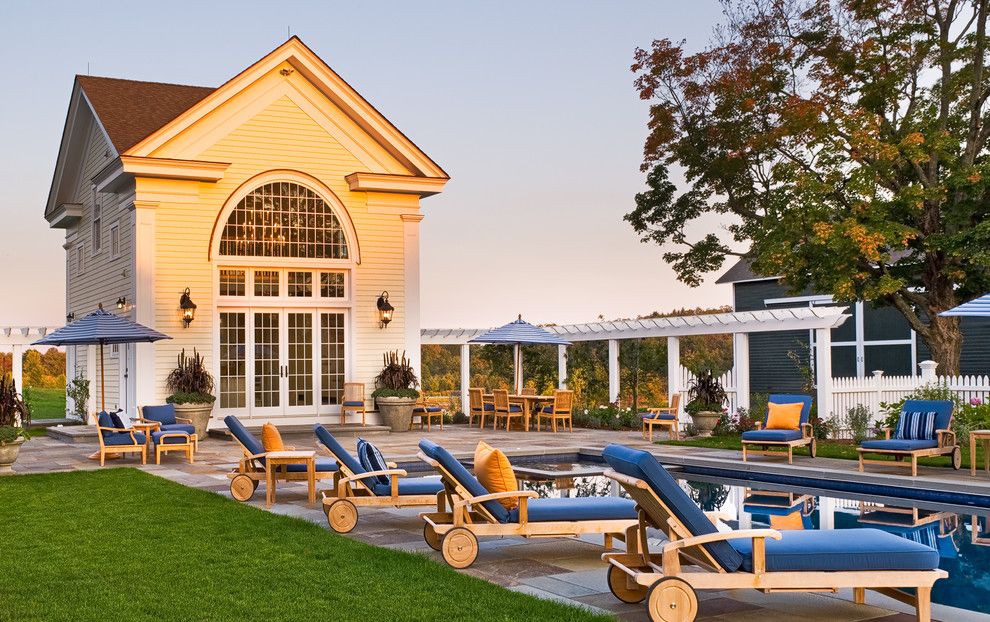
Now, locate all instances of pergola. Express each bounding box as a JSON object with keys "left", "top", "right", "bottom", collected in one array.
[{"left": 422, "top": 307, "right": 851, "bottom": 417}]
